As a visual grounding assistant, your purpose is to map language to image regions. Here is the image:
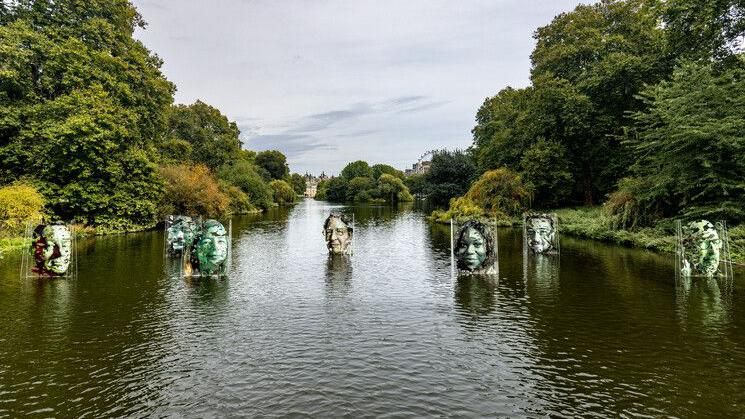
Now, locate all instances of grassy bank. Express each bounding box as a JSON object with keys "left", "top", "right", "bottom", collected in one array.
[
  {"left": 555, "top": 208, "right": 745, "bottom": 265},
  {"left": 430, "top": 206, "right": 744, "bottom": 265}
]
